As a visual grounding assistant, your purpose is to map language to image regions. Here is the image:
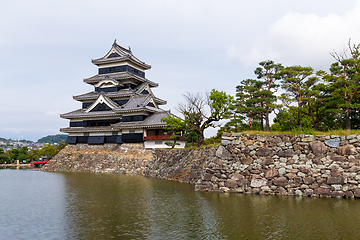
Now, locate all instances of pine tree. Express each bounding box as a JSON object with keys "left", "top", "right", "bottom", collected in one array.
[
  {"left": 254, "top": 60, "right": 283, "bottom": 131},
  {"left": 234, "top": 79, "right": 265, "bottom": 130},
  {"left": 322, "top": 41, "right": 360, "bottom": 130},
  {"left": 278, "top": 65, "right": 316, "bottom": 130}
]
